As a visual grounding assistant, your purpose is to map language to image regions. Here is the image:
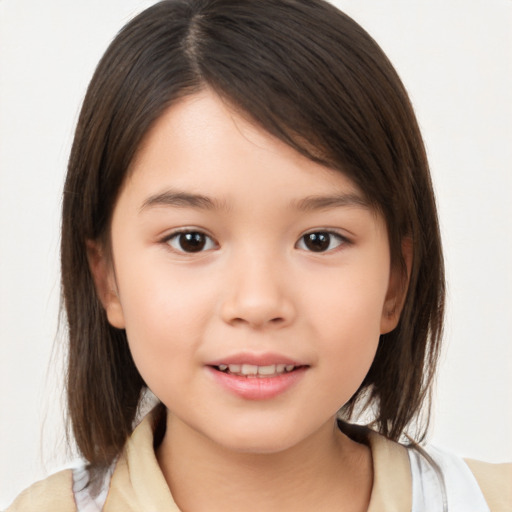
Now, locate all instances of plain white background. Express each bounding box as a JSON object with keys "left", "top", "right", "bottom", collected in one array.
[{"left": 1, "top": 0, "right": 511, "bottom": 507}]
